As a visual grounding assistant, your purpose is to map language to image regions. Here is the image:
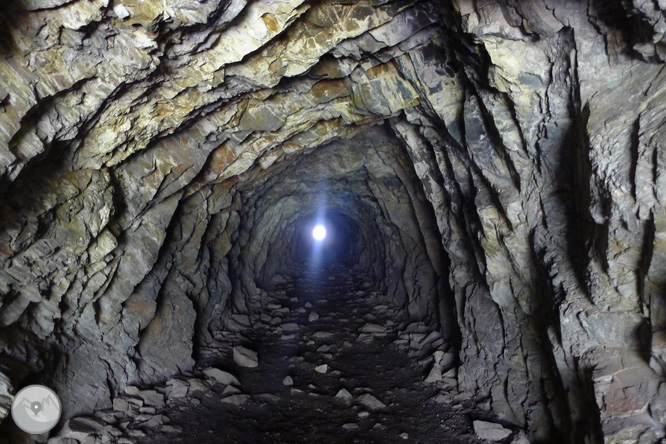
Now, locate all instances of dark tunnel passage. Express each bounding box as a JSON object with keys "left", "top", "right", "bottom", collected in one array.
[
  {"left": 2, "top": 1, "right": 666, "bottom": 443},
  {"left": 0, "top": 125, "right": 468, "bottom": 444},
  {"left": 222, "top": 126, "right": 452, "bottom": 329},
  {"left": 123, "top": 126, "right": 469, "bottom": 444}
]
